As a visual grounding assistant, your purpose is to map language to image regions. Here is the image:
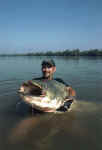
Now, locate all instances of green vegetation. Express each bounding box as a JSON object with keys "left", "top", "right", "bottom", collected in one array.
[{"left": 0, "top": 49, "right": 102, "bottom": 56}]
